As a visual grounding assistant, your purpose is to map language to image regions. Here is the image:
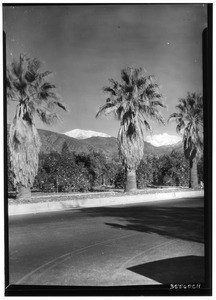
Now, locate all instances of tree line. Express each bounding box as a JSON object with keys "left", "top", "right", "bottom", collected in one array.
[
  {"left": 8, "top": 144, "right": 203, "bottom": 193},
  {"left": 7, "top": 55, "right": 204, "bottom": 200}
]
